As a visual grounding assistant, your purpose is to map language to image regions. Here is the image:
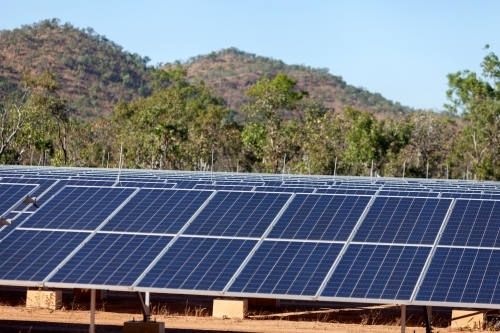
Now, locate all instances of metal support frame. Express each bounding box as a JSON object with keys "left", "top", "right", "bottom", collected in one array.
[{"left": 135, "top": 291, "right": 151, "bottom": 322}]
